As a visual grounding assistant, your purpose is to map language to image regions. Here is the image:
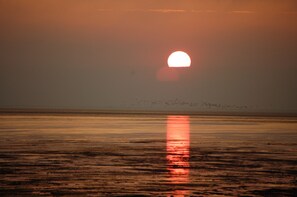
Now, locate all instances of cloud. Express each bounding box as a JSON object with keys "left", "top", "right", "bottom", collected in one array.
[
  {"left": 97, "top": 8, "right": 186, "bottom": 13},
  {"left": 96, "top": 8, "right": 296, "bottom": 15},
  {"left": 147, "top": 9, "right": 186, "bottom": 13},
  {"left": 231, "top": 11, "right": 255, "bottom": 14},
  {"left": 96, "top": 8, "right": 218, "bottom": 14}
]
